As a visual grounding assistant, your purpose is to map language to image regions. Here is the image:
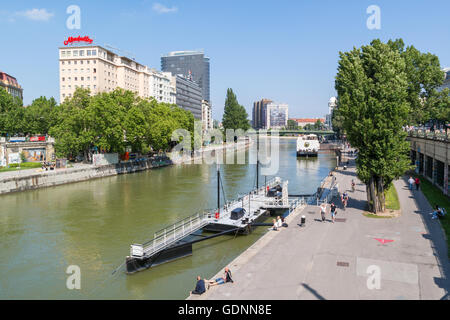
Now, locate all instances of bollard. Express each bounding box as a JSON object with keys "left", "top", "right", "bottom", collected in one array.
[{"left": 301, "top": 215, "right": 306, "bottom": 226}]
